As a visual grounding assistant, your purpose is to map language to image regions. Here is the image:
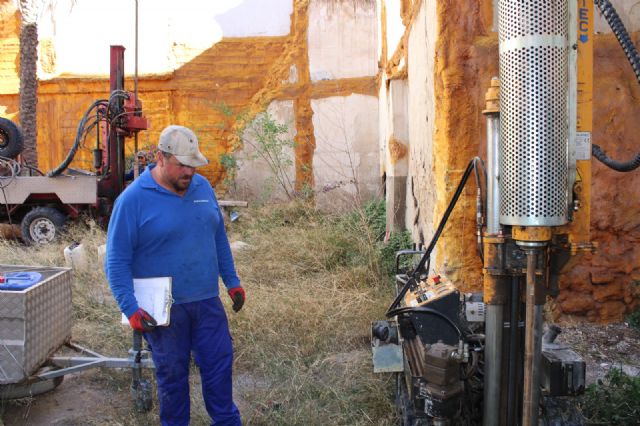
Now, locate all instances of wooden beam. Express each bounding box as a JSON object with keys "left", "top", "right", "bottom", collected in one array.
[{"left": 218, "top": 200, "right": 248, "bottom": 207}]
